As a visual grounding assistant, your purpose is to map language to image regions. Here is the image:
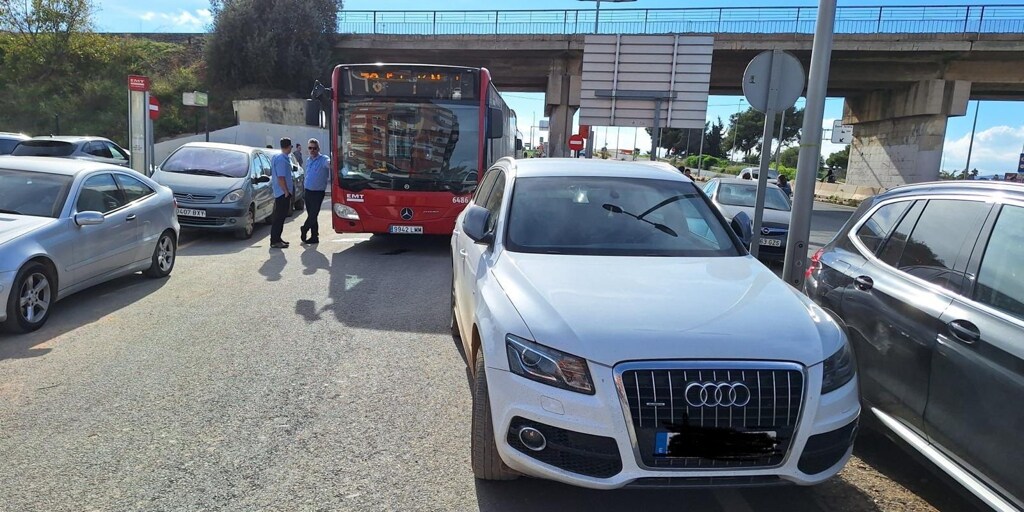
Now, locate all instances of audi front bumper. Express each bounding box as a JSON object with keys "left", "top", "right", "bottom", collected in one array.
[{"left": 485, "top": 360, "right": 860, "bottom": 489}]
